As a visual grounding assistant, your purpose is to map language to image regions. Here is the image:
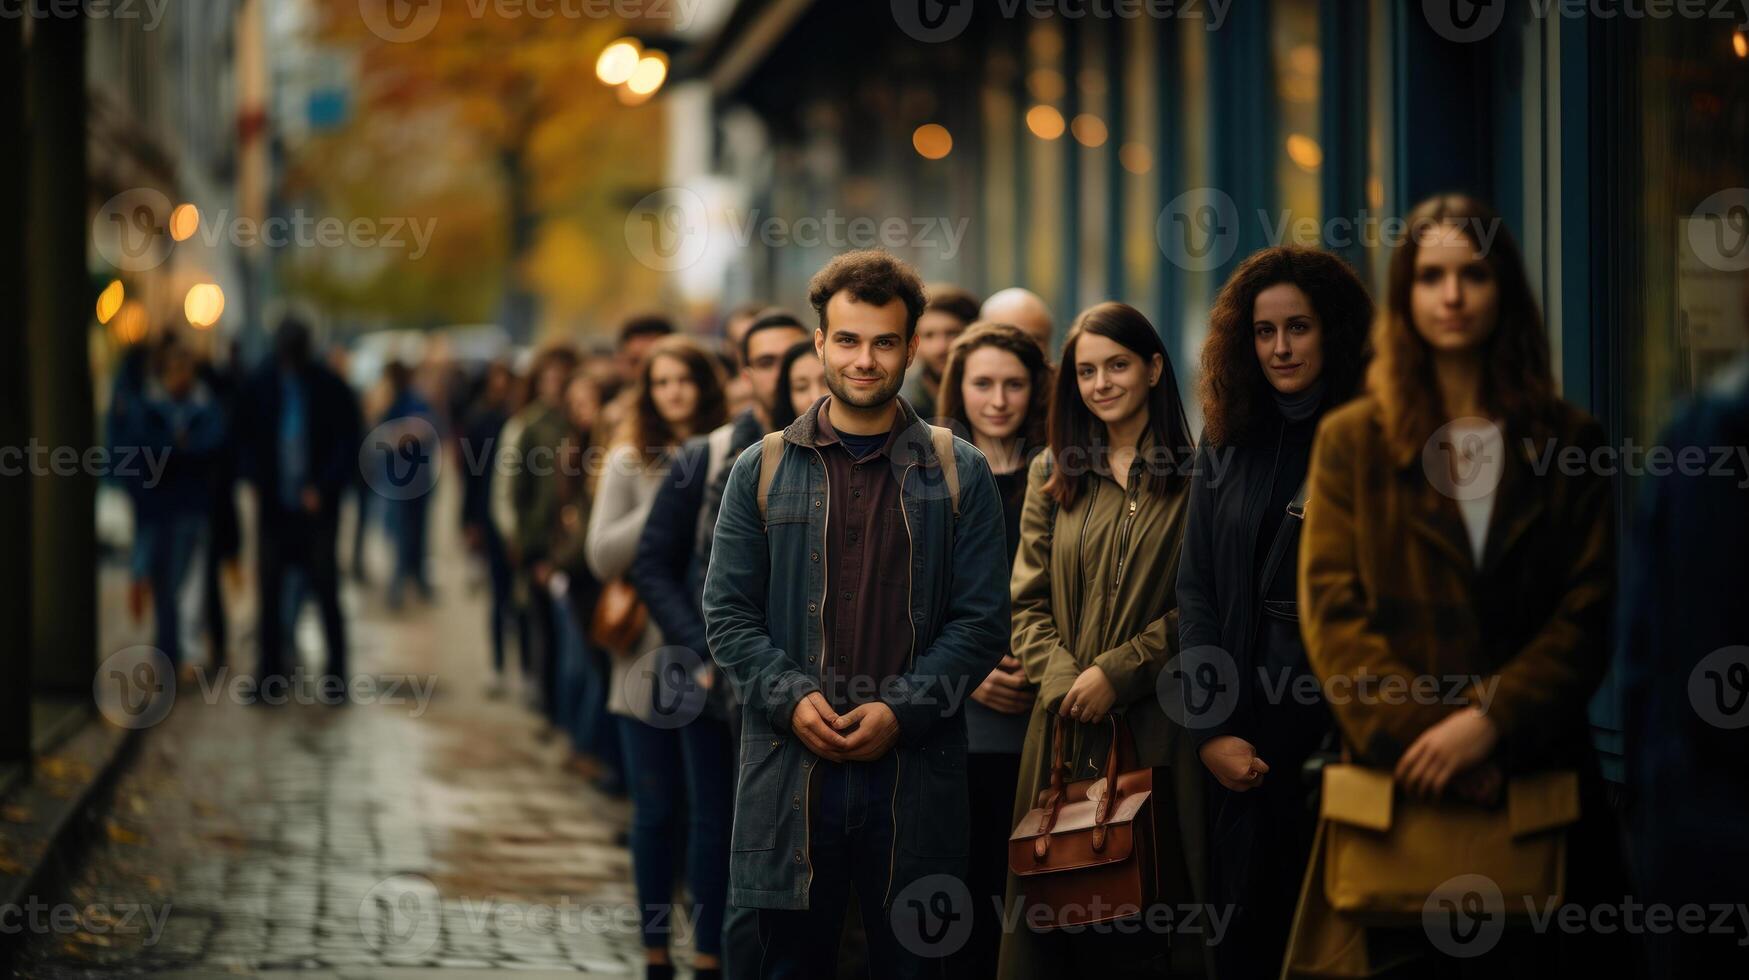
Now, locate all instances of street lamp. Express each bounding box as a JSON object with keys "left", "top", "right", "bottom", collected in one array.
[{"left": 184, "top": 283, "right": 224, "bottom": 329}]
